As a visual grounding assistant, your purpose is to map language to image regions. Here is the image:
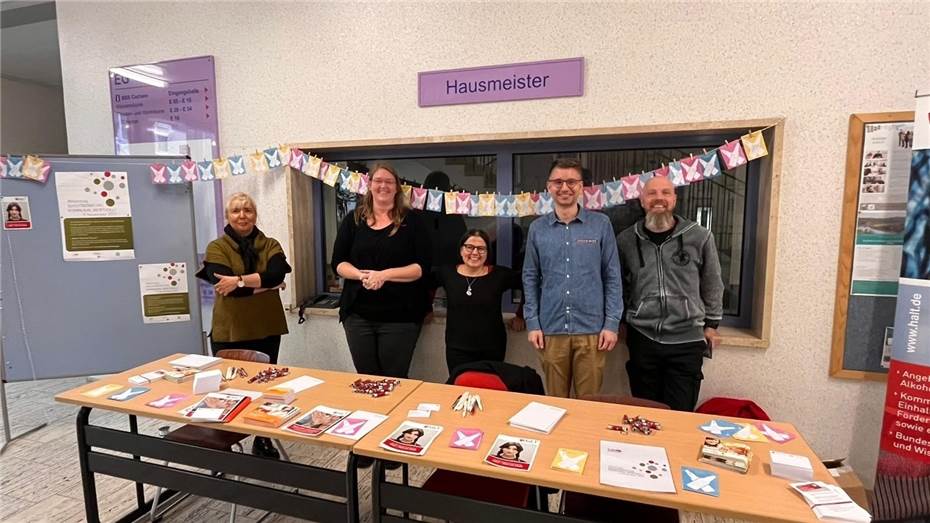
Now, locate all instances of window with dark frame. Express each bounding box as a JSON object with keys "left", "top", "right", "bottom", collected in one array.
[{"left": 315, "top": 133, "right": 759, "bottom": 328}]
